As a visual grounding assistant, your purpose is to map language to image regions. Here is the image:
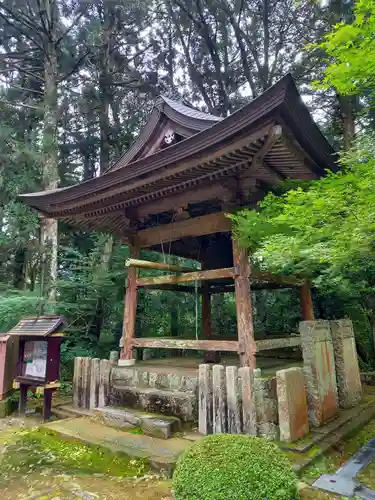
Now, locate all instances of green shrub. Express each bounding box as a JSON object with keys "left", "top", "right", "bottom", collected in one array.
[{"left": 172, "top": 434, "right": 299, "bottom": 500}]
